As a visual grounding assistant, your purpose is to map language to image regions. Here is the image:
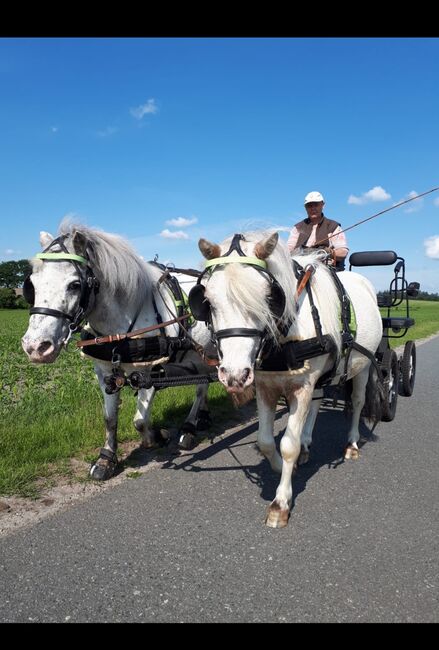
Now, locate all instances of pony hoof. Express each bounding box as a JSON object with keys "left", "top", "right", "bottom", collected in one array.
[
  {"left": 89, "top": 449, "right": 118, "bottom": 481},
  {"left": 196, "top": 409, "right": 212, "bottom": 431},
  {"left": 178, "top": 422, "right": 199, "bottom": 450},
  {"left": 178, "top": 432, "right": 198, "bottom": 451},
  {"left": 344, "top": 445, "right": 360, "bottom": 460},
  {"left": 298, "top": 447, "right": 310, "bottom": 465},
  {"left": 142, "top": 428, "right": 169, "bottom": 449},
  {"left": 265, "top": 502, "right": 290, "bottom": 528}
]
